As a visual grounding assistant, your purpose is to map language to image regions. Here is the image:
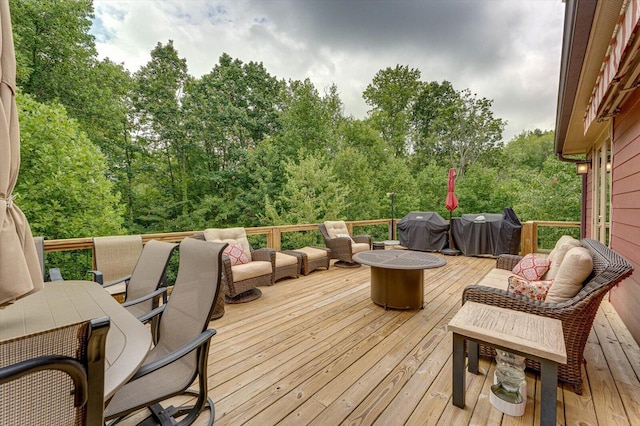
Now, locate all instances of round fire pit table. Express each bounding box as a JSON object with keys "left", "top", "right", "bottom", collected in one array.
[{"left": 353, "top": 250, "right": 446, "bottom": 310}]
